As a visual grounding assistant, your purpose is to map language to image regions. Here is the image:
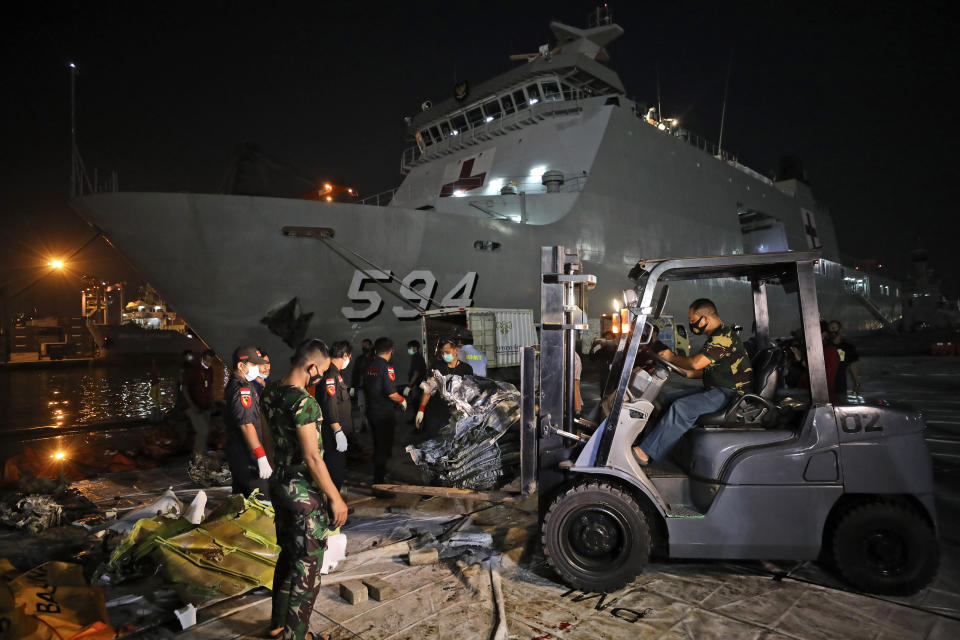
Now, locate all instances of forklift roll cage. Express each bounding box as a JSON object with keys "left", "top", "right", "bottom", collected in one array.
[{"left": 522, "top": 246, "right": 829, "bottom": 503}]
